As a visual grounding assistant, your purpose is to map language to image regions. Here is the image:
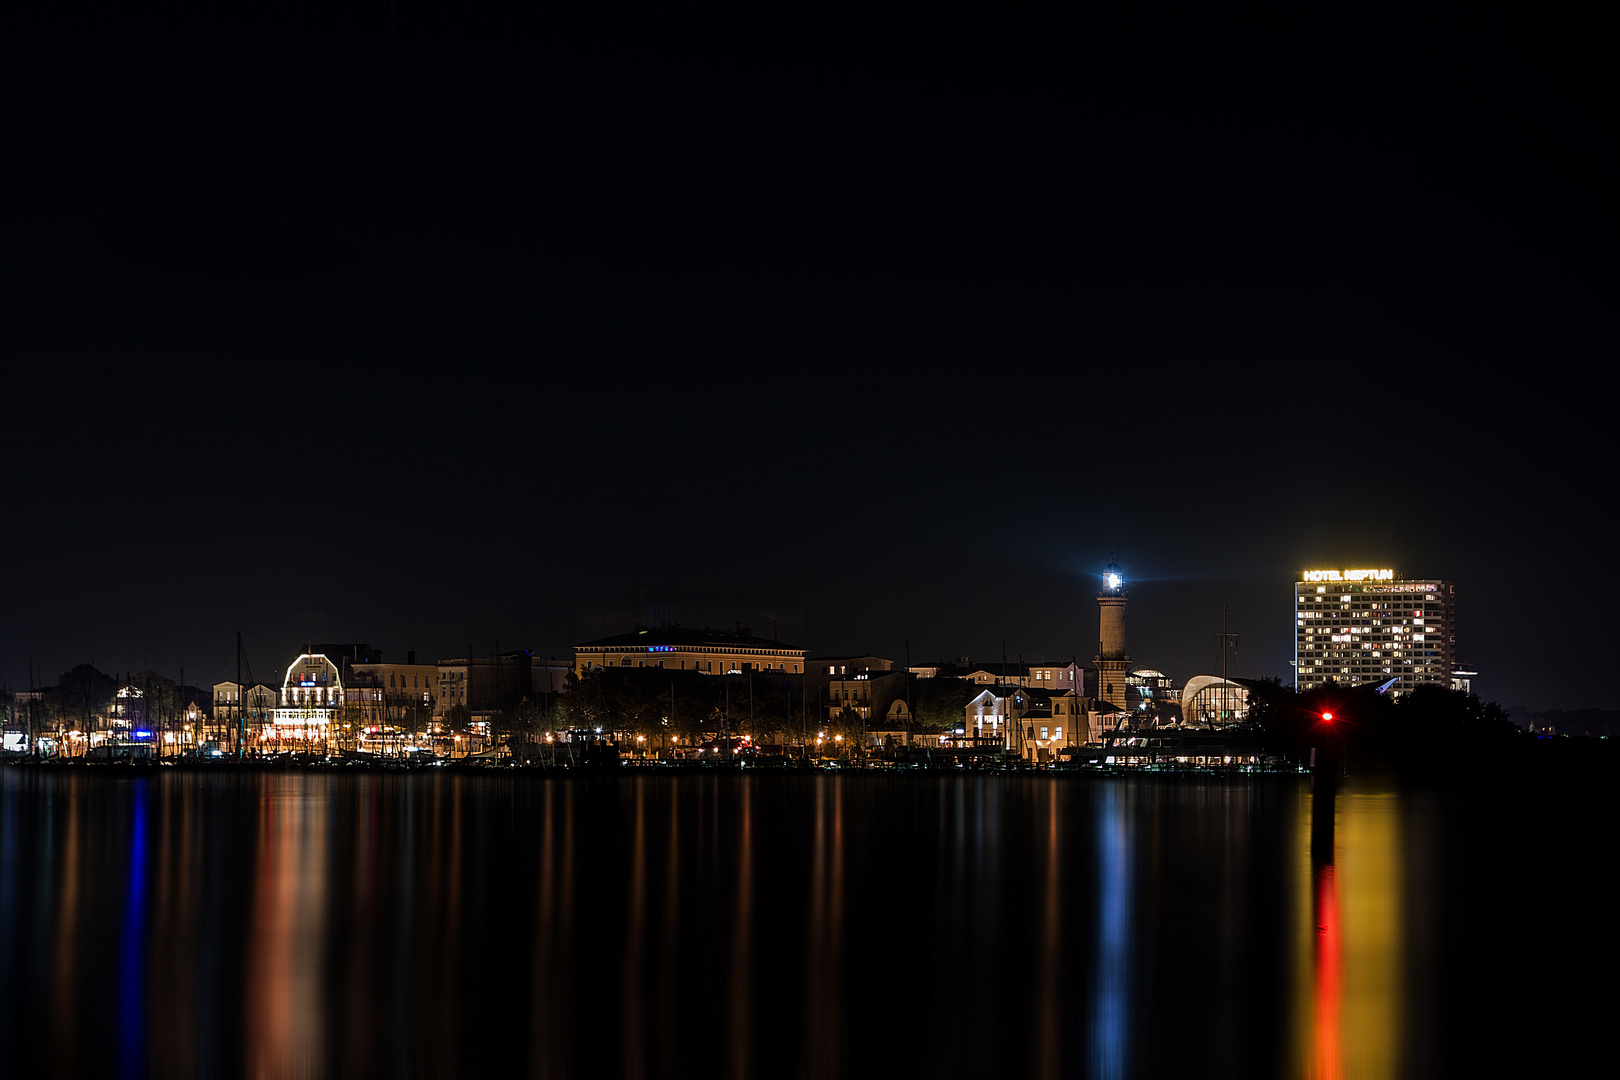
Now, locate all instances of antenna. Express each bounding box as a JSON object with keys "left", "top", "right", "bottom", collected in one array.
[{"left": 1213, "top": 607, "right": 1239, "bottom": 728}]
